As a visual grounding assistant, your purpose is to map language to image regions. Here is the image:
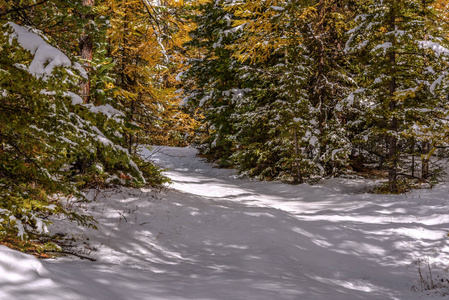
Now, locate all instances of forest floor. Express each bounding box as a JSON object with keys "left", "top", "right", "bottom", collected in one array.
[{"left": 1, "top": 146, "right": 449, "bottom": 299}]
